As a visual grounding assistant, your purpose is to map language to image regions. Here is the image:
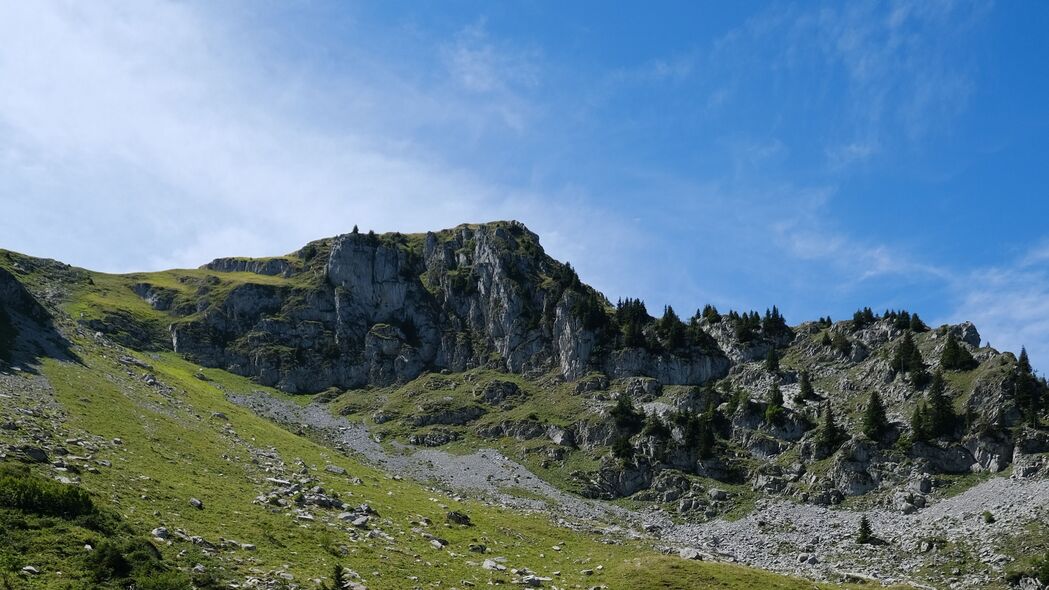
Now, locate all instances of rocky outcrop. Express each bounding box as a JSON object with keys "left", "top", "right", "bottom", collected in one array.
[
  {"left": 202, "top": 257, "right": 299, "bottom": 277},
  {"left": 0, "top": 266, "right": 71, "bottom": 363},
  {"left": 167, "top": 222, "right": 731, "bottom": 392},
  {"left": 605, "top": 348, "right": 730, "bottom": 385}
]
